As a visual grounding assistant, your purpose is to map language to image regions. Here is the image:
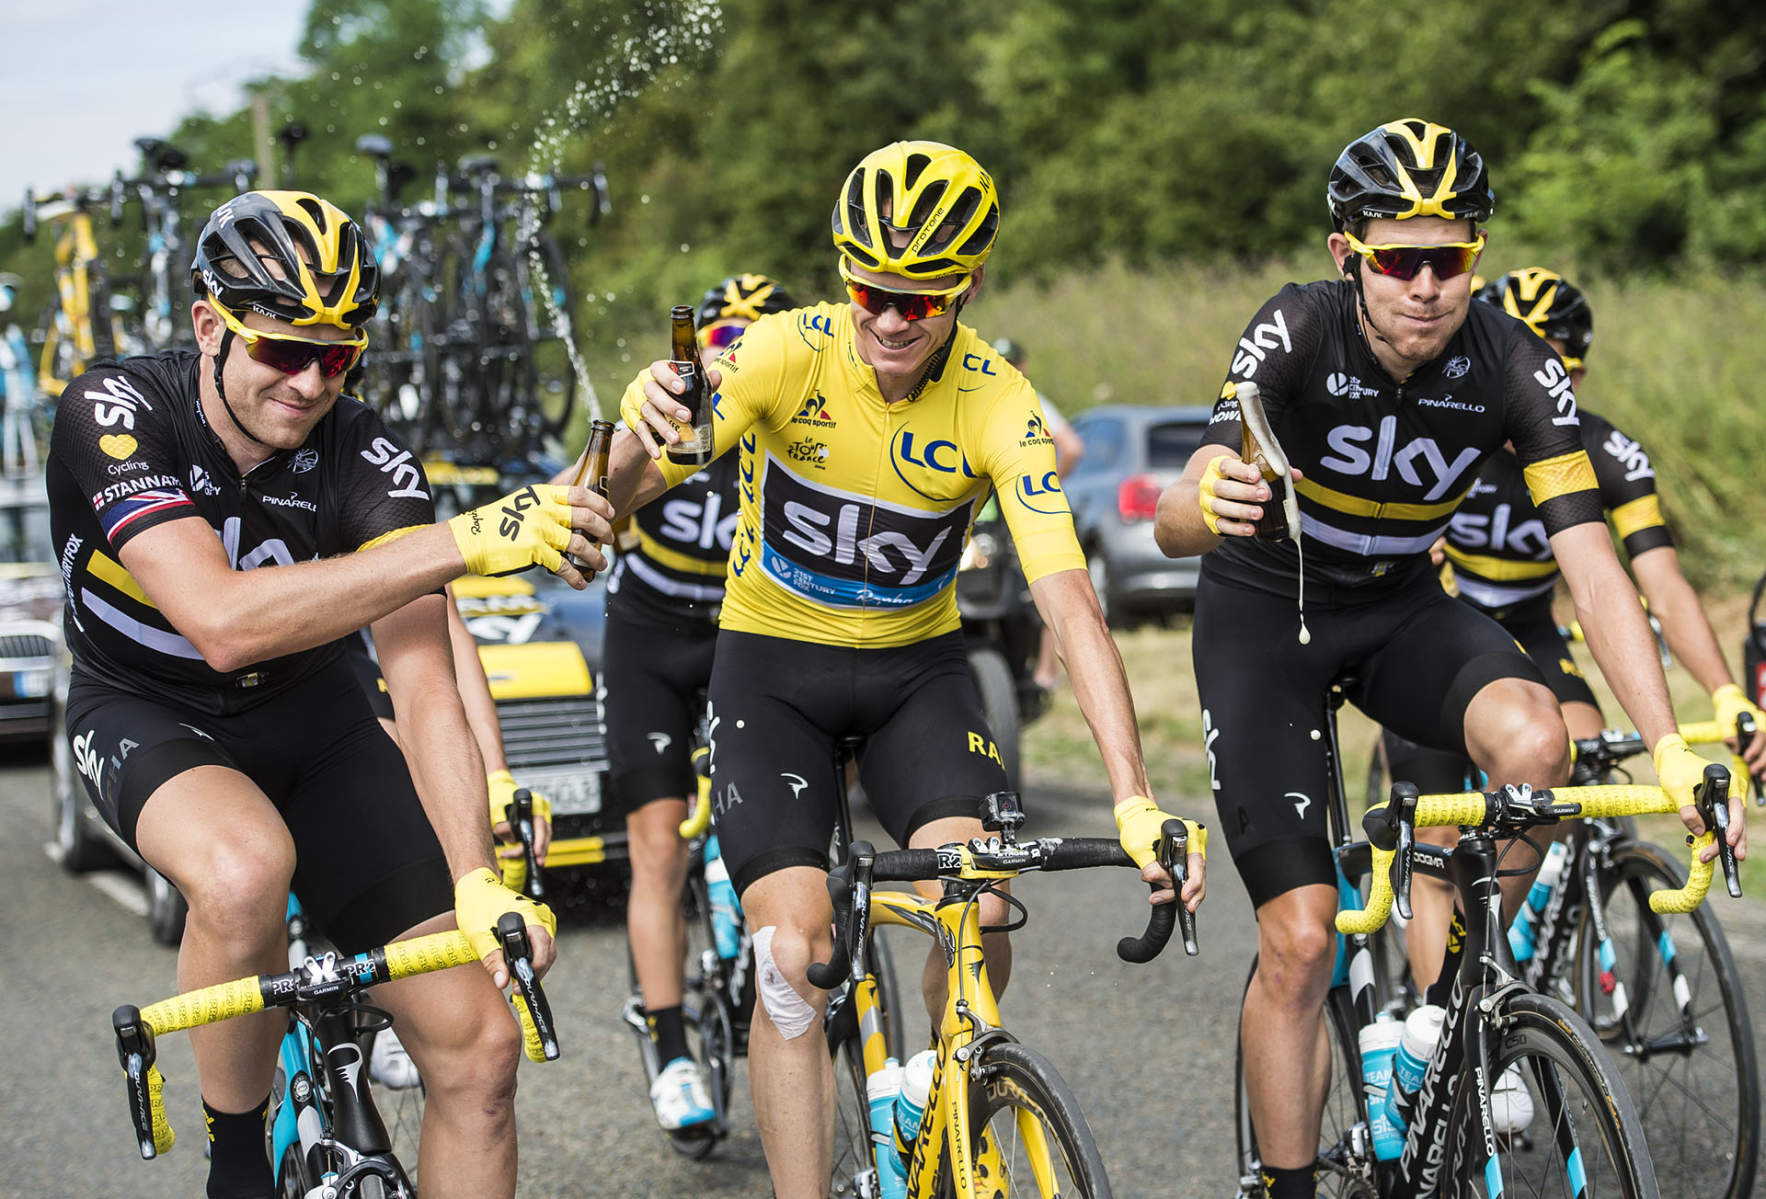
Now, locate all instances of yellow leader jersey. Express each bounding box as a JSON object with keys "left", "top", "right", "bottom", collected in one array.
[{"left": 620, "top": 302, "right": 1086, "bottom": 648}]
